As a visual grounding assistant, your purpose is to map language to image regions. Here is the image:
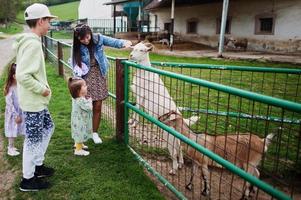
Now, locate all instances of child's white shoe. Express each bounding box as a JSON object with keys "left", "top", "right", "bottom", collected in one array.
[
  {"left": 7, "top": 147, "right": 20, "bottom": 156},
  {"left": 92, "top": 132, "right": 102, "bottom": 144},
  {"left": 74, "top": 149, "right": 90, "bottom": 156}
]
